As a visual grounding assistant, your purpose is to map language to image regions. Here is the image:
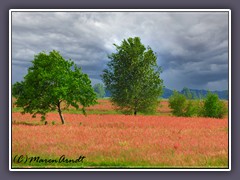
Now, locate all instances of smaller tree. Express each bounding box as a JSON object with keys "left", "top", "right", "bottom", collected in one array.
[
  {"left": 168, "top": 90, "right": 187, "bottom": 116},
  {"left": 203, "top": 92, "right": 227, "bottom": 118},
  {"left": 93, "top": 83, "right": 105, "bottom": 98},
  {"left": 168, "top": 90, "right": 199, "bottom": 117},
  {"left": 184, "top": 100, "right": 201, "bottom": 117}
]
